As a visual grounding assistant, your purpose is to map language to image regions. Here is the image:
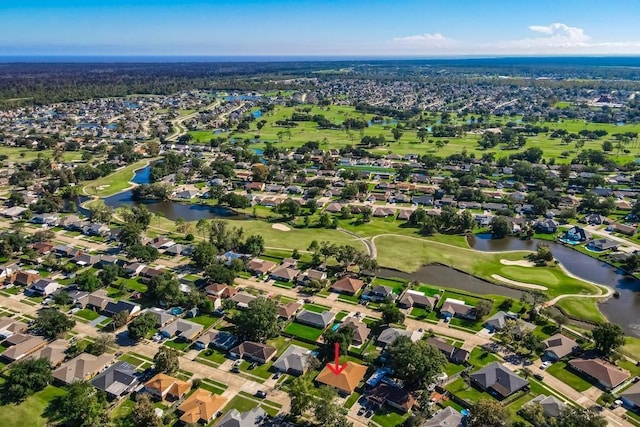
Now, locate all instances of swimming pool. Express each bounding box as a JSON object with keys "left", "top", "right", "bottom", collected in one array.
[{"left": 170, "top": 307, "right": 184, "bottom": 315}]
